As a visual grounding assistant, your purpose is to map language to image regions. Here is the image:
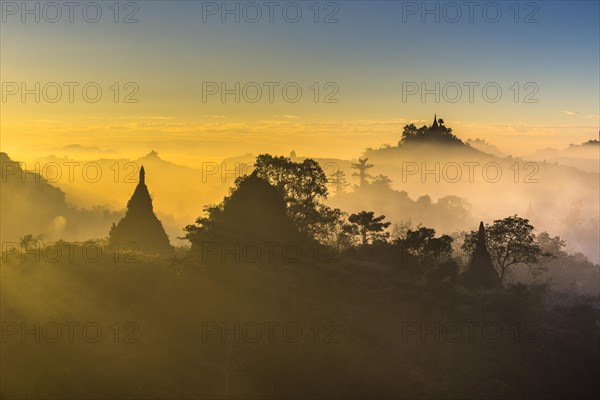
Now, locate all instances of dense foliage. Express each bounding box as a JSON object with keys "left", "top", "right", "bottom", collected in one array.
[{"left": 3, "top": 152, "right": 599, "bottom": 399}]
